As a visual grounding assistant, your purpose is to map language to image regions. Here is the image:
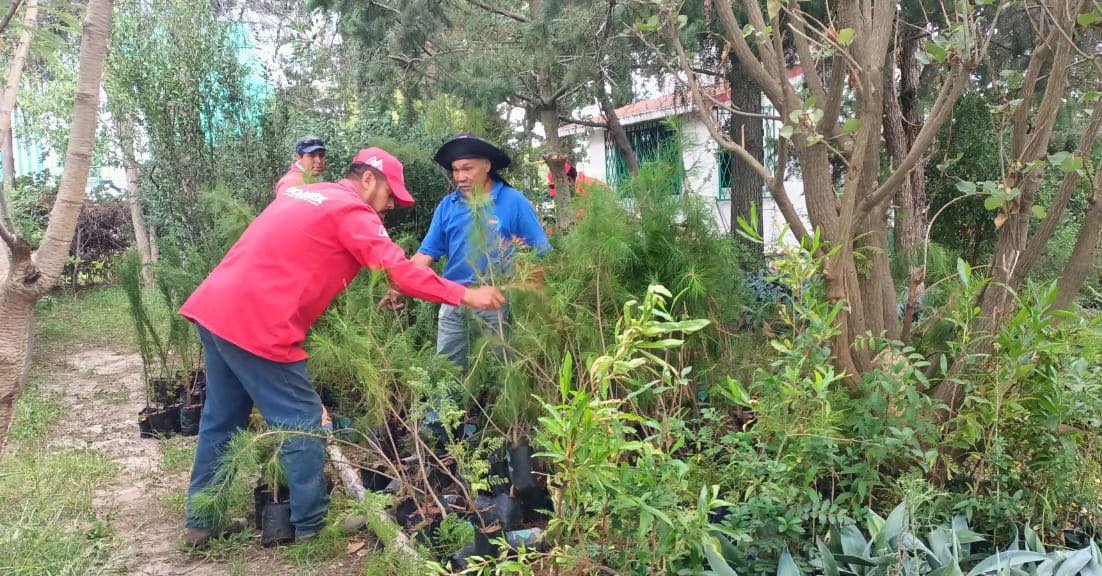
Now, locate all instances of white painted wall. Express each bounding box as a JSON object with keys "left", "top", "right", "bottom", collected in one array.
[{"left": 568, "top": 113, "right": 809, "bottom": 254}]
